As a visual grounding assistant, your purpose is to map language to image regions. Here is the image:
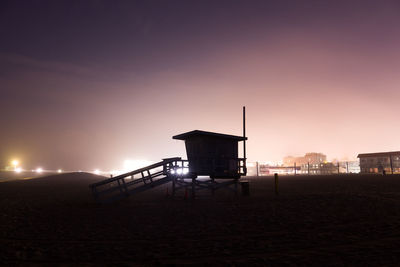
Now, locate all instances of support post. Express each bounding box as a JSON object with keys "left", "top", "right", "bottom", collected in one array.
[
  {"left": 308, "top": 162, "right": 310, "bottom": 174},
  {"left": 390, "top": 156, "right": 394, "bottom": 174},
  {"left": 337, "top": 162, "right": 340, "bottom": 174},
  {"left": 192, "top": 178, "right": 196, "bottom": 199},
  {"left": 243, "top": 106, "right": 247, "bottom": 176},
  {"left": 346, "top": 162, "right": 349, "bottom": 173},
  {"left": 117, "top": 179, "right": 124, "bottom": 194},
  {"left": 121, "top": 178, "right": 129, "bottom": 195},
  {"left": 274, "top": 173, "right": 279, "bottom": 195},
  {"left": 172, "top": 177, "right": 176, "bottom": 196},
  {"left": 241, "top": 180, "right": 250, "bottom": 196},
  {"left": 294, "top": 162, "right": 296, "bottom": 175},
  {"left": 256, "top": 161, "right": 259, "bottom": 177},
  {"left": 141, "top": 171, "right": 146, "bottom": 184}
]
